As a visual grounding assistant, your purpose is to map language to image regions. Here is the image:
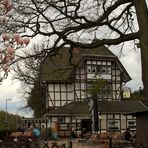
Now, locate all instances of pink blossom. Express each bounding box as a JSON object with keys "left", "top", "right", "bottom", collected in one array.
[
  {"left": 7, "top": 46, "right": 14, "bottom": 54},
  {"left": 0, "top": 16, "right": 7, "bottom": 24},
  {"left": 3, "top": 0, "right": 12, "bottom": 11},
  {"left": 3, "top": 55, "right": 10, "bottom": 63},
  {"left": 9, "top": 54, "right": 15, "bottom": 61},
  {"left": 2, "top": 64, "right": 9, "bottom": 72},
  {"left": 2, "top": 33, "right": 10, "bottom": 41},
  {"left": 16, "top": 37, "right": 24, "bottom": 45},
  {"left": 13, "top": 33, "right": 20, "bottom": 41},
  {"left": 23, "top": 37, "right": 30, "bottom": 46},
  {"left": 0, "top": 53, "right": 3, "bottom": 60}
]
